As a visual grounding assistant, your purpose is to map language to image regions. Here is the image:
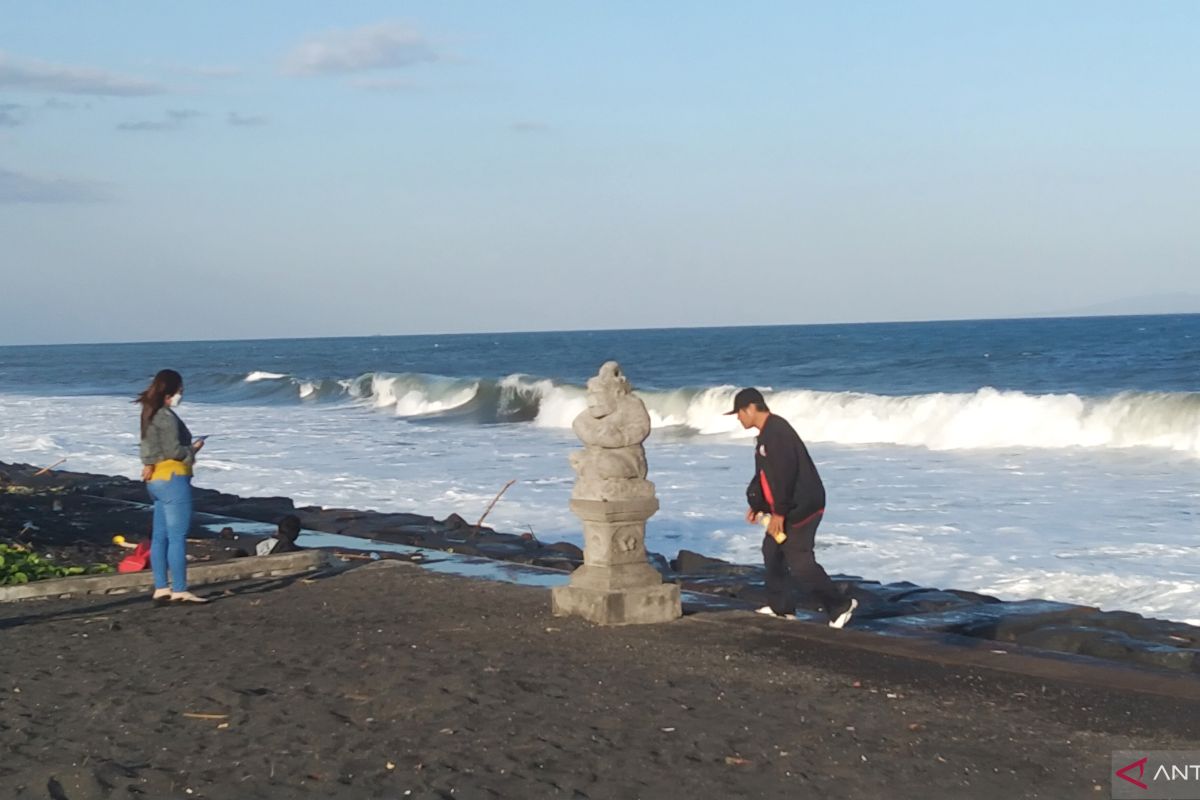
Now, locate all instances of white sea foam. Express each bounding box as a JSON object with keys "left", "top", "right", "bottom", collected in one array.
[
  {"left": 637, "top": 386, "right": 1200, "bottom": 455},
  {"left": 2, "top": 391, "right": 1198, "bottom": 624},
  {"left": 358, "top": 373, "right": 479, "bottom": 416},
  {"left": 244, "top": 371, "right": 287, "bottom": 382},
  {"left": 236, "top": 370, "right": 1200, "bottom": 457}
]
